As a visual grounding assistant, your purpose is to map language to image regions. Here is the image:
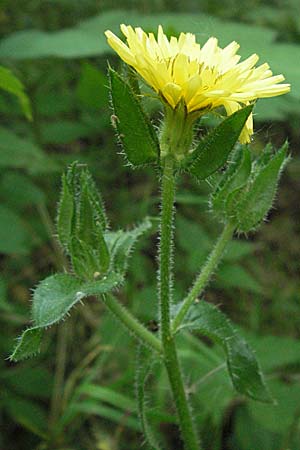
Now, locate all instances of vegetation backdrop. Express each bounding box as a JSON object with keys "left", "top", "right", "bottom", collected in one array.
[{"left": 0, "top": 1, "right": 299, "bottom": 449}]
